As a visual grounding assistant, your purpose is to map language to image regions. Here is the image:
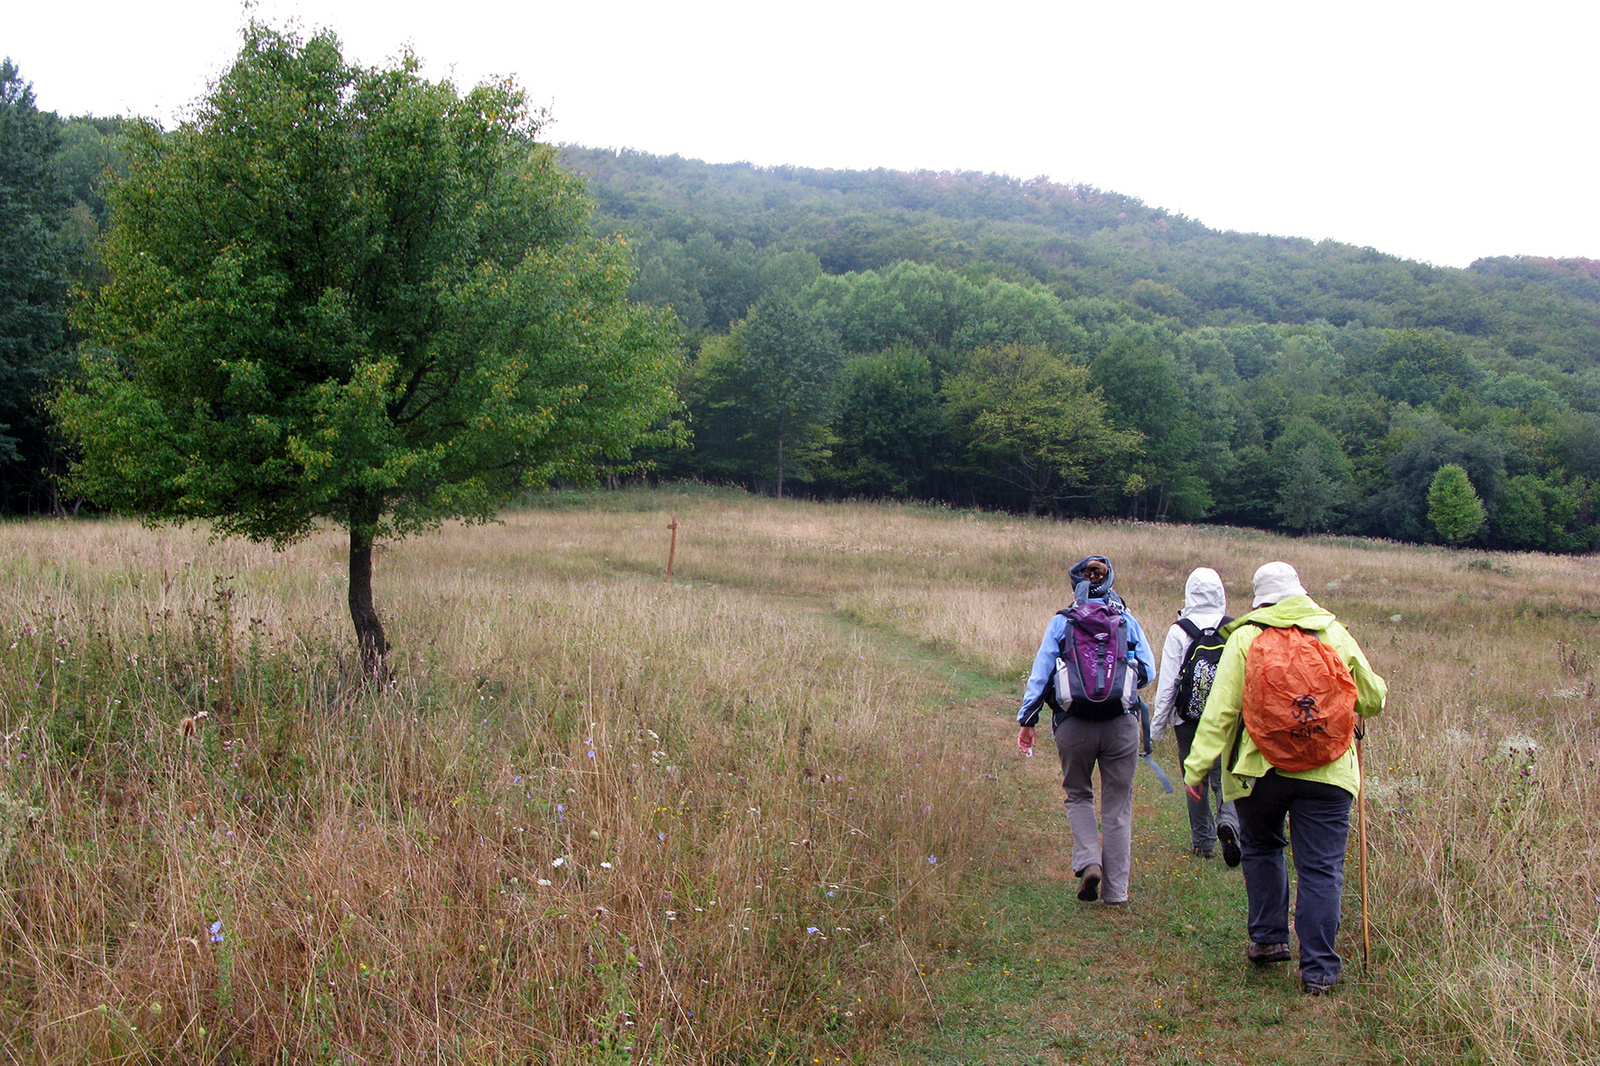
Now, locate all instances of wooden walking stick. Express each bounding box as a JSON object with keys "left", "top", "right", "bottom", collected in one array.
[{"left": 1356, "top": 731, "right": 1372, "bottom": 969}]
